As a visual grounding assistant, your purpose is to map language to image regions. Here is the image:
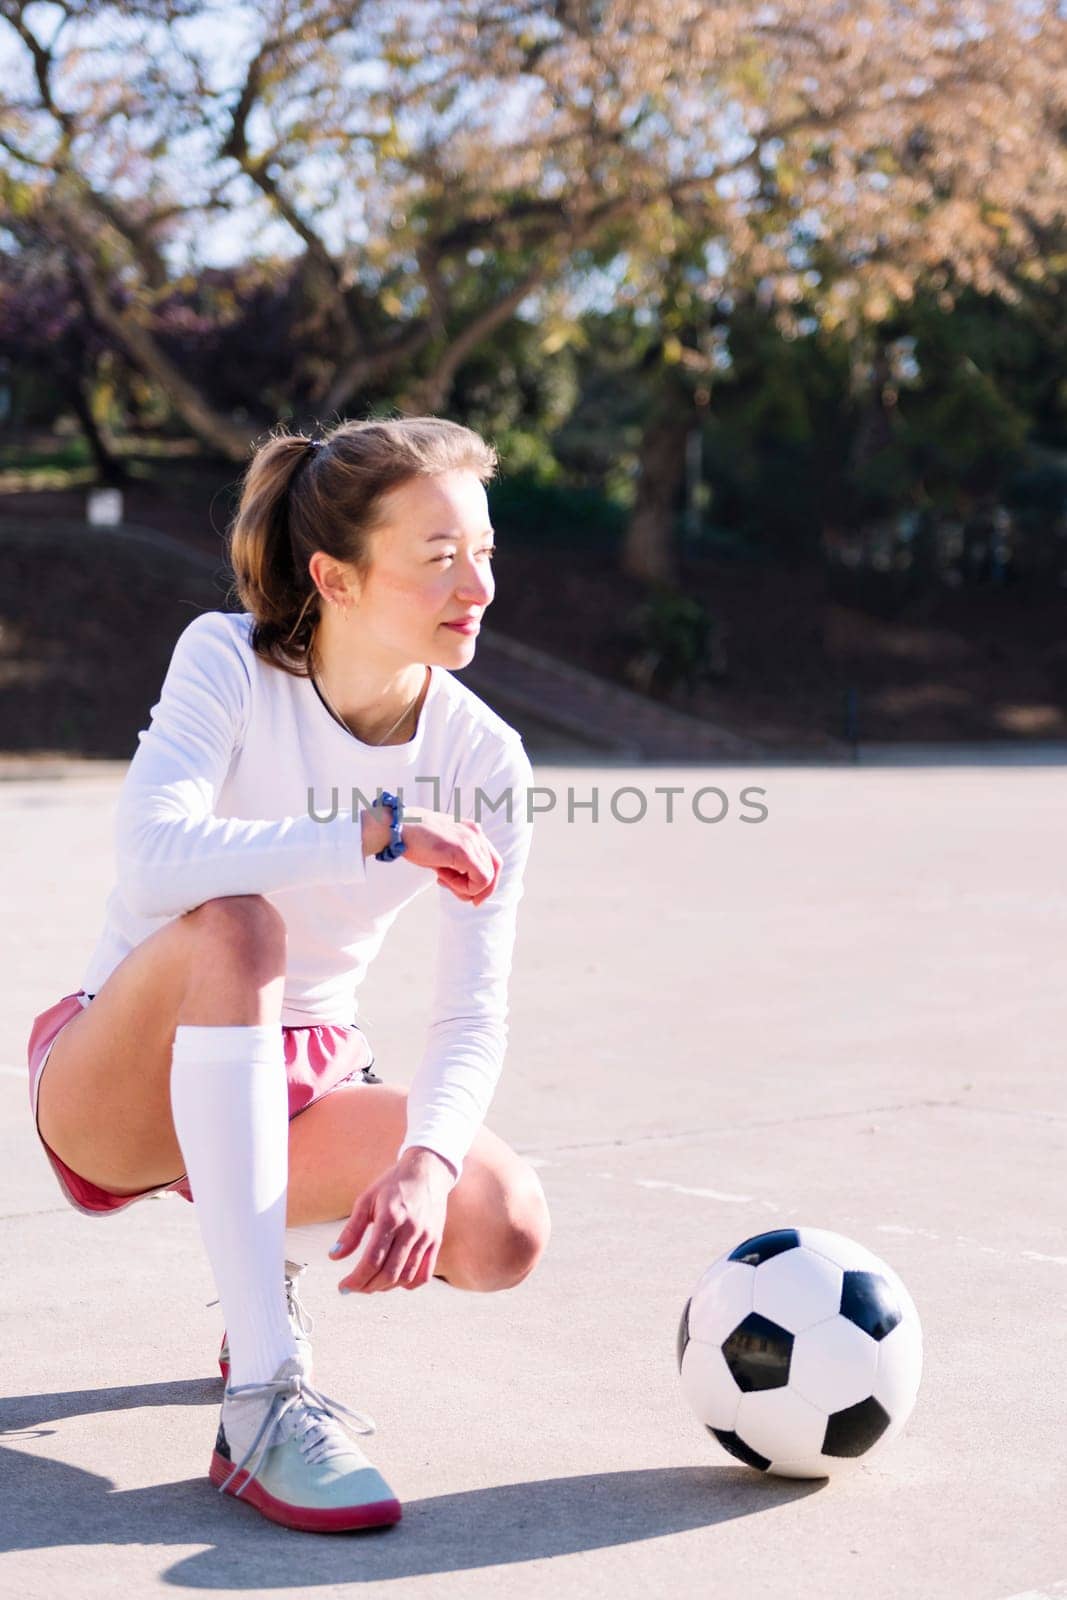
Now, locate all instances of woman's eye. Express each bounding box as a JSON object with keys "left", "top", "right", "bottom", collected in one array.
[{"left": 434, "top": 547, "right": 496, "bottom": 562}]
